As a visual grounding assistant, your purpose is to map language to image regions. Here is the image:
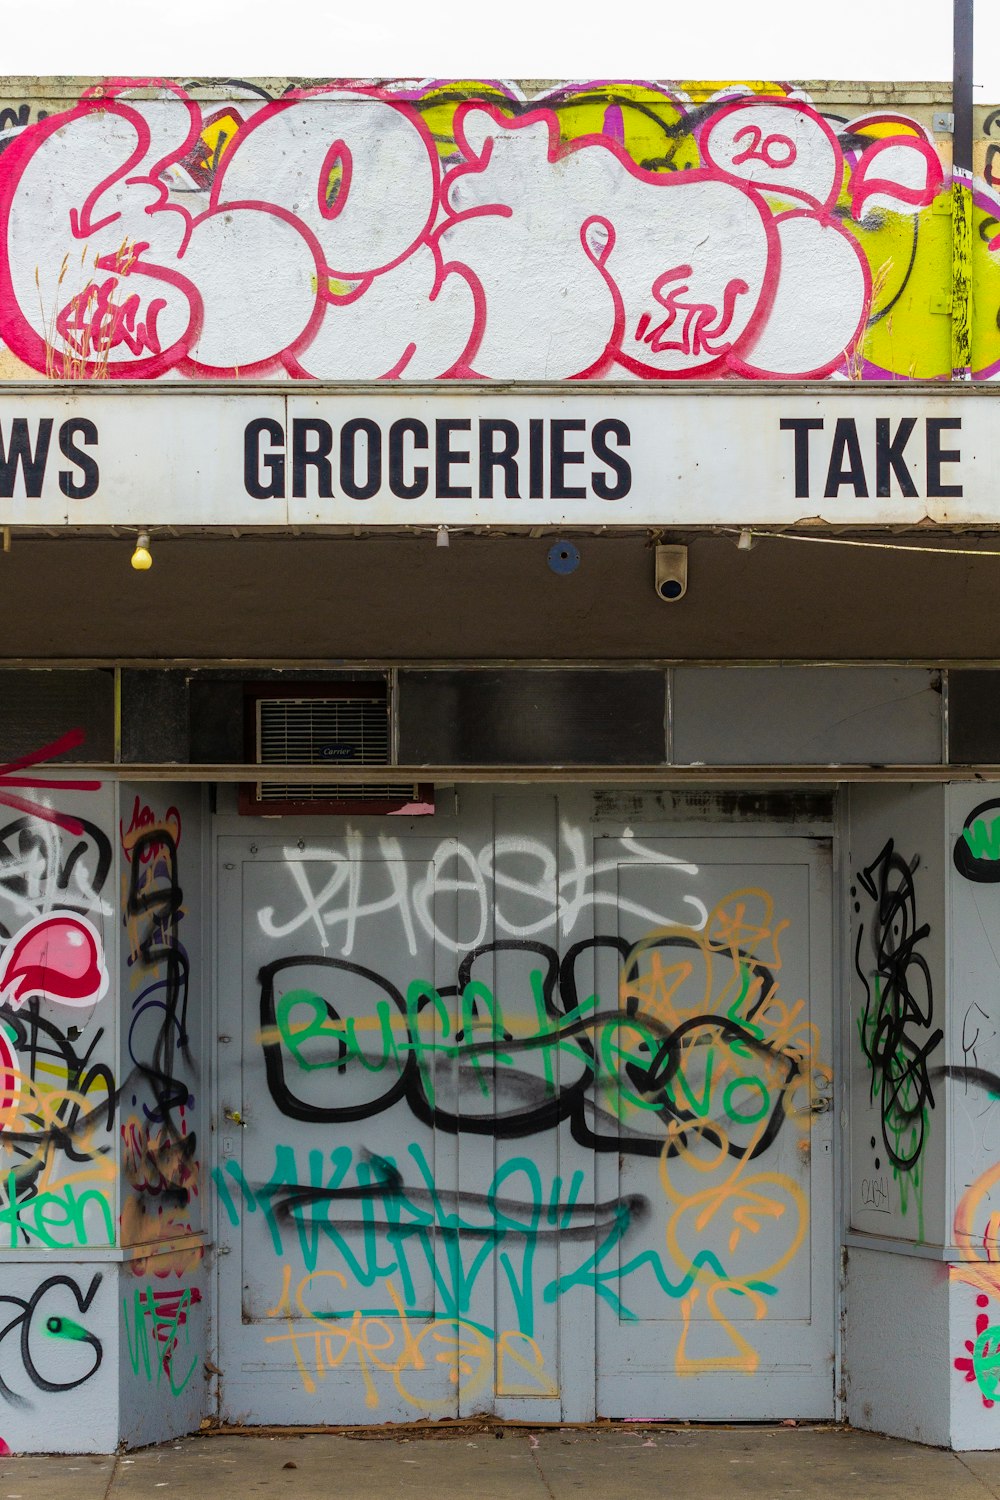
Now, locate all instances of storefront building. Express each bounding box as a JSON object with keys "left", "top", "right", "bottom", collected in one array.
[{"left": 1, "top": 74, "right": 1000, "bottom": 1452}]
